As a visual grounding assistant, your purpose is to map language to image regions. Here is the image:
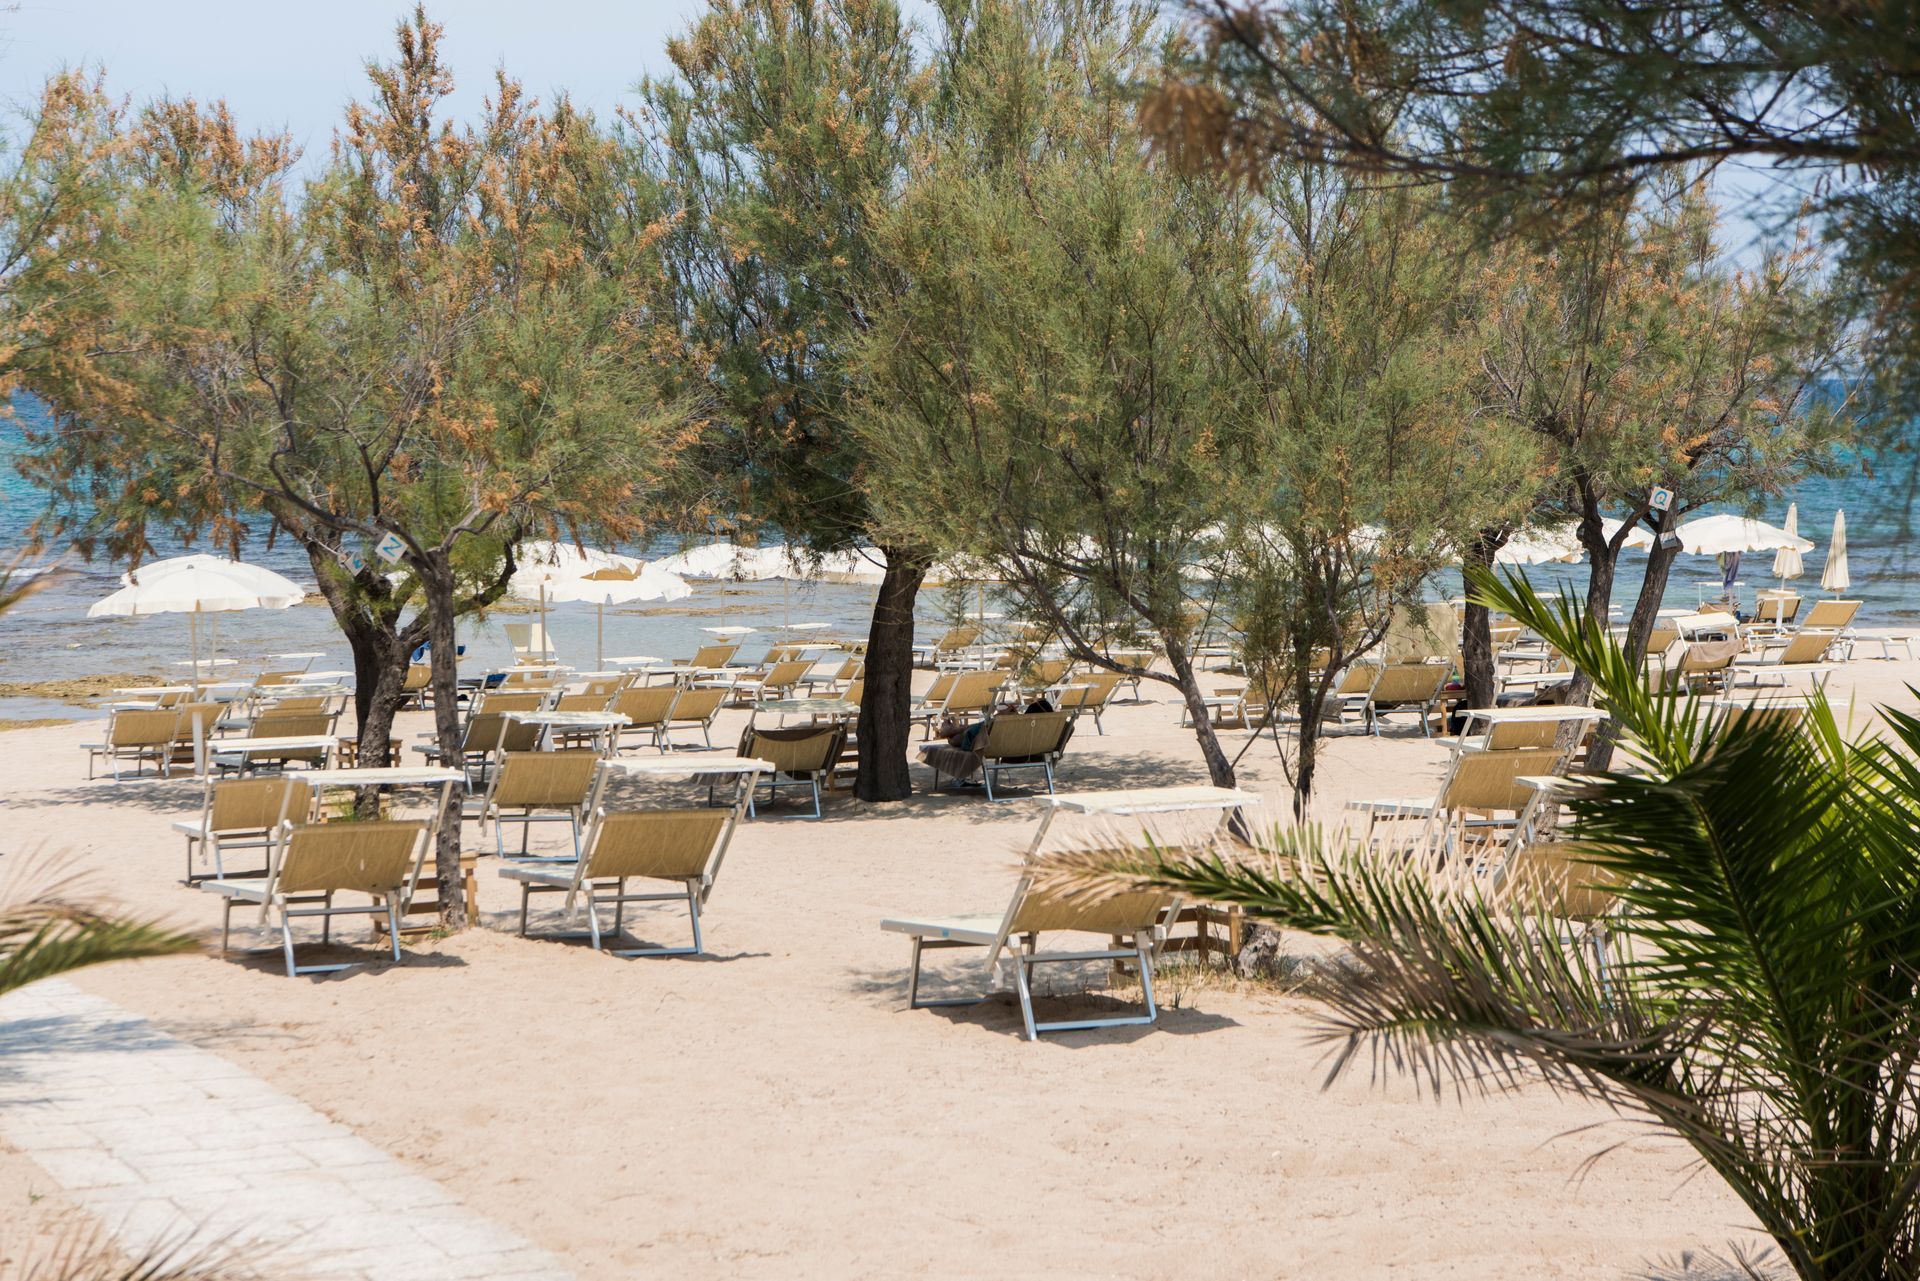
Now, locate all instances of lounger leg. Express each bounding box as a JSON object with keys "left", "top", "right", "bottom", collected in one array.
[
  {"left": 321, "top": 892, "right": 334, "bottom": 944},
  {"left": 983, "top": 768, "right": 995, "bottom": 802},
  {"left": 570, "top": 812, "right": 582, "bottom": 860},
  {"left": 221, "top": 898, "right": 234, "bottom": 954},
  {"left": 1014, "top": 954, "right": 1040, "bottom": 1042},
  {"left": 614, "top": 878, "right": 626, "bottom": 934},
  {"left": 584, "top": 890, "right": 604, "bottom": 952},
  {"left": 686, "top": 885, "right": 703, "bottom": 955},
  {"left": 1135, "top": 934, "right": 1159, "bottom": 1023},
  {"left": 907, "top": 937, "right": 923, "bottom": 1007},
  {"left": 279, "top": 906, "right": 298, "bottom": 979},
  {"left": 1042, "top": 761, "right": 1055, "bottom": 795},
  {"left": 518, "top": 884, "right": 532, "bottom": 936},
  {"left": 386, "top": 900, "right": 402, "bottom": 962},
  {"left": 810, "top": 777, "right": 822, "bottom": 819}
]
